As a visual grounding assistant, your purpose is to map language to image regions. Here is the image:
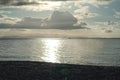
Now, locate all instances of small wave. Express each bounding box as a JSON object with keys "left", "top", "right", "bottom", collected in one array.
[
  {"left": 115, "top": 48, "right": 120, "bottom": 49},
  {"left": 0, "top": 55, "right": 30, "bottom": 59}
]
